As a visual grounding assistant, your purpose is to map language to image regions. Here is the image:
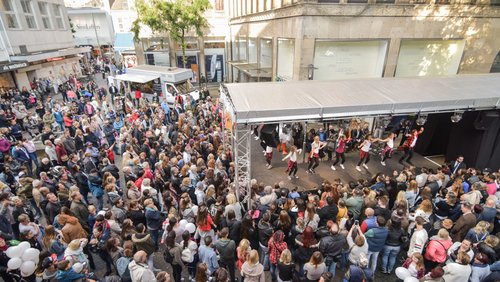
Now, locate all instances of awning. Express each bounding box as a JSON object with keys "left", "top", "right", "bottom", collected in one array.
[
  {"left": 115, "top": 72, "right": 160, "bottom": 83},
  {"left": 223, "top": 74, "right": 500, "bottom": 124},
  {"left": 114, "top": 32, "right": 135, "bottom": 52},
  {"left": 10, "top": 47, "right": 91, "bottom": 62}
]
